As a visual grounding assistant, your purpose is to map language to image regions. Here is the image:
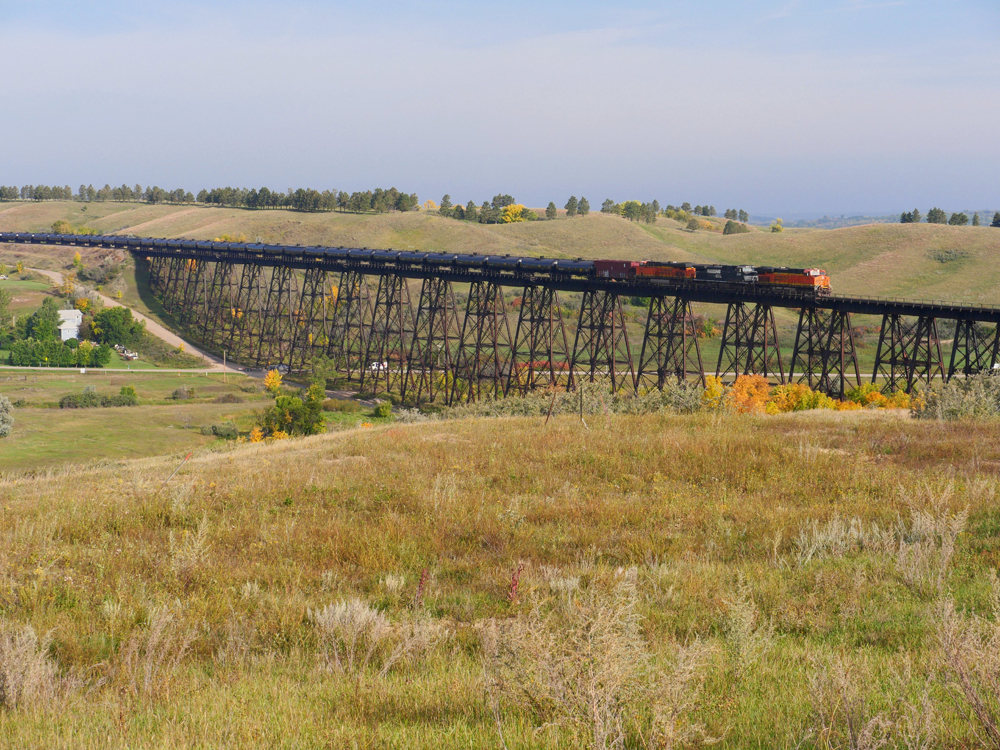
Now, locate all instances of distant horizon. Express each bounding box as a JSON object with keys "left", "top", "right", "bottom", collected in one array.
[{"left": 0, "top": 190, "right": 996, "bottom": 226}]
